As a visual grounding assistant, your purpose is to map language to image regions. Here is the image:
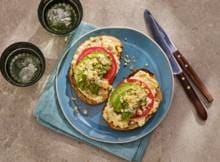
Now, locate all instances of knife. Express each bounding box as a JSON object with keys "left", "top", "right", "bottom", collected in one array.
[{"left": 144, "top": 9, "right": 212, "bottom": 120}]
